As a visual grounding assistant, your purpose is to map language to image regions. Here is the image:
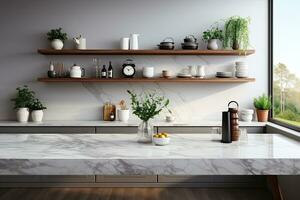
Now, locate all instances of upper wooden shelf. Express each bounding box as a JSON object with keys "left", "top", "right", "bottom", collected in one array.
[
  {"left": 38, "top": 77, "right": 255, "bottom": 83},
  {"left": 37, "top": 49, "right": 255, "bottom": 56}
]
